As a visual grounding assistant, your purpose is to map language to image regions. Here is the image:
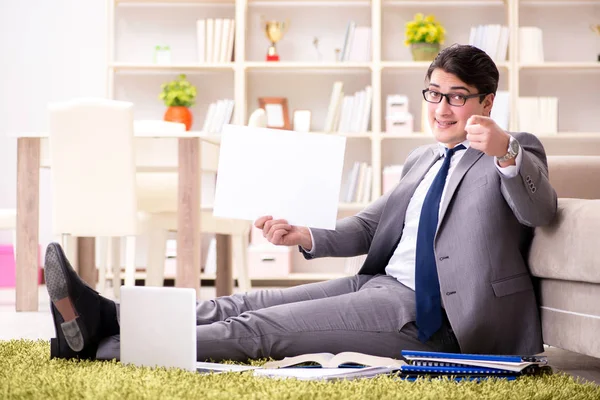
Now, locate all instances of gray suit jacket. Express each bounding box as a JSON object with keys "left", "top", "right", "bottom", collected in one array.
[{"left": 303, "top": 131, "right": 557, "bottom": 355}]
